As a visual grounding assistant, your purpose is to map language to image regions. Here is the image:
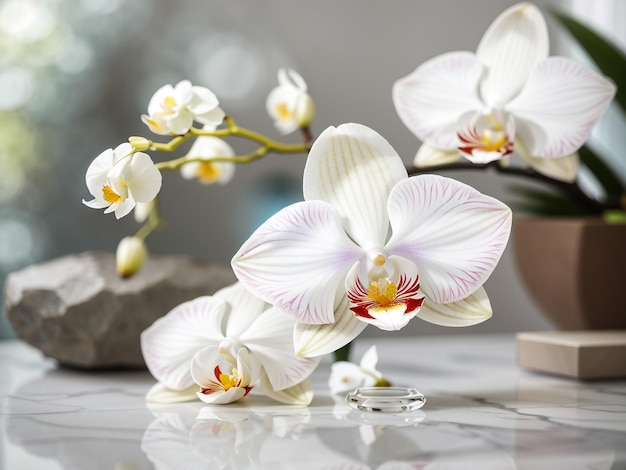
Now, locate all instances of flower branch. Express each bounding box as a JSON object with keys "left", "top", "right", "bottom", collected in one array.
[{"left": 407, "top": 161, "right": 621, "bottom": 215}]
